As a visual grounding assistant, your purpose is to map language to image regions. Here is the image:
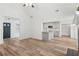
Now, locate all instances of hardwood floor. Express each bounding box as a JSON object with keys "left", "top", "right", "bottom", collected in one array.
[{"left": 0, "top": 37, "right": 78, "bottom": 56}]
